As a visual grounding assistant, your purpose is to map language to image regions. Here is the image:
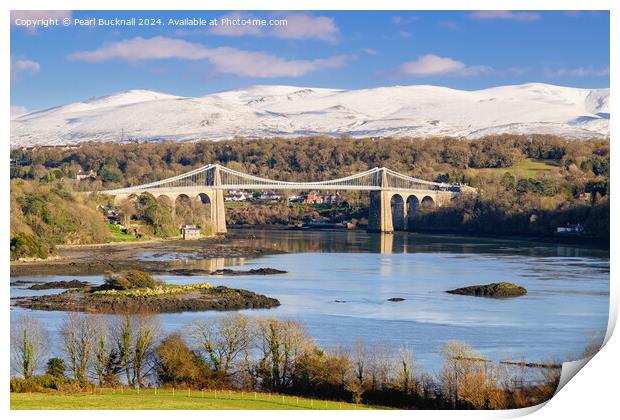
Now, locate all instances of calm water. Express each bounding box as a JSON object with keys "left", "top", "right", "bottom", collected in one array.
[{"left": 10, "top": 229, "right": 610, "bottom": 372}]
